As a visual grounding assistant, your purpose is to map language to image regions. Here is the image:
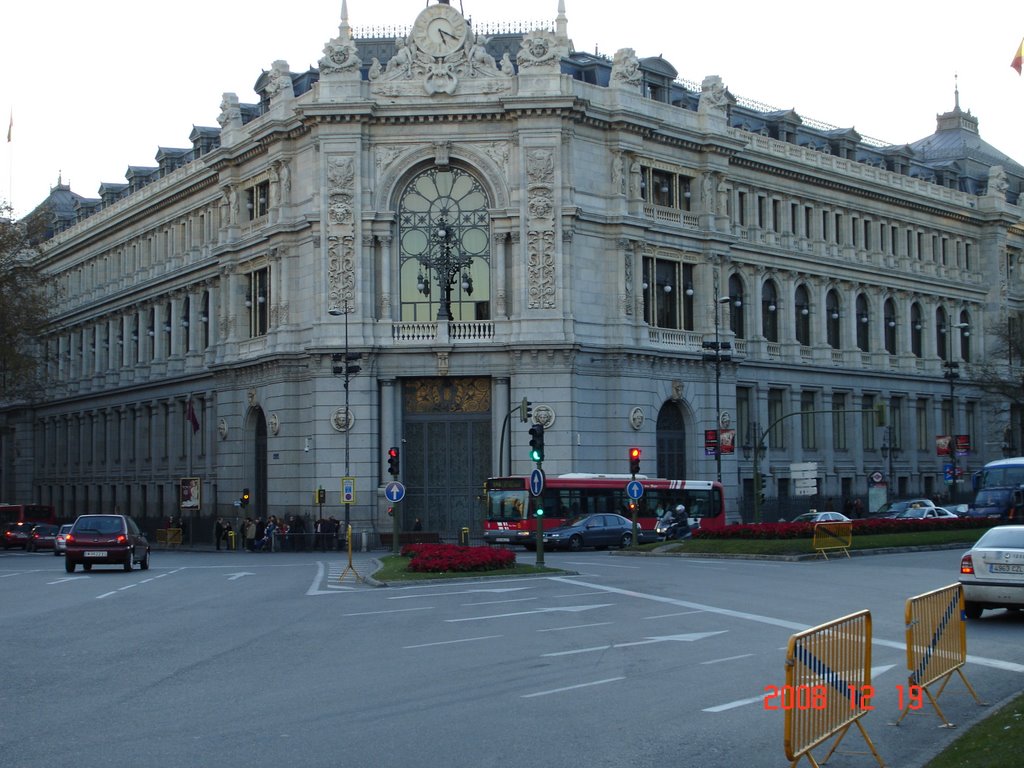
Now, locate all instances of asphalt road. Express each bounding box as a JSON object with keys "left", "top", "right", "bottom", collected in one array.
[{"left": 1, "top": 546, "right": 1021, "bottom": 768}]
